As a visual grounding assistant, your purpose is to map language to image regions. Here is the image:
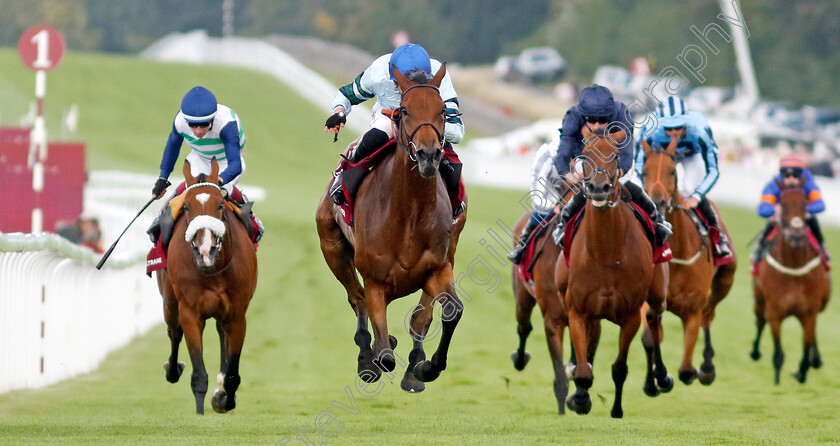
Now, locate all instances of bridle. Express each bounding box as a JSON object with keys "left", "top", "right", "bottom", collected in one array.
[
  {"left": 646, "top": 149, "right": 680, "bottom": 213},
  {"left": 183, "top": 181, "right": 227, "bottom": 266},
  {"left": 579, "top": 137, "right": 621, "bottom": 207},
  {"left": 389, "top": 84, "right": 445, "bottom": 162}
]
